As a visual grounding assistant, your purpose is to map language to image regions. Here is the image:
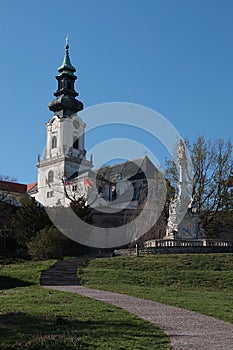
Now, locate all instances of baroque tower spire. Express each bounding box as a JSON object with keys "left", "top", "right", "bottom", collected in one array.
[
  {"left": 35, "top": 39, "right": 93, "bottom": 208},
  {"left": 48, "top": 37, "right": 83, "bottom": 117}
]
